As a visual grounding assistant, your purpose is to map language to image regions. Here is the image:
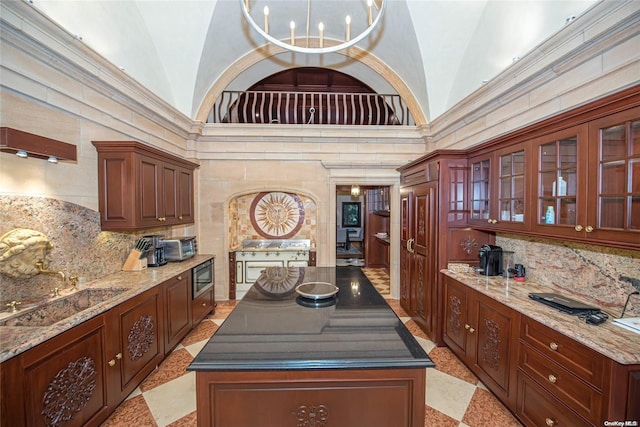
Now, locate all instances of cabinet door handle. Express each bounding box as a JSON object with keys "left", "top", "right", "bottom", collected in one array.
[
  {"left": 179, "top": 216, "right": 183, "bottom": 220},
  {"left": 575, "top": 225, "right": 583, "bottom": 232},
  {"left": 202, "top": 303, "right": 207, "bottom": 307},
  {"left": 177, "top": 275, "right": 182, "bottom": 280},
  {"left": 549, "top": 342, "right": 558, "bottom": 351},
  {"left": 548, "top": 374, "right": 557, "bottom": 384},
  {"left": 585, "top": 225, "right": 593, "bottom": 233},
  {"left": 545, "top": 418, "right": 555, "bottom": 426},
  {"left": 465, "top": 324, "right": 475, "bottom": 333},
  {"left": 469, "top": 327, "right": 475, "bottom": 334},
  {"left": 116, "top": 352, "right": 122, "bottom": 360},
  {"left": 108, "top": 359, "right": 116, "bottom": 367}
]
